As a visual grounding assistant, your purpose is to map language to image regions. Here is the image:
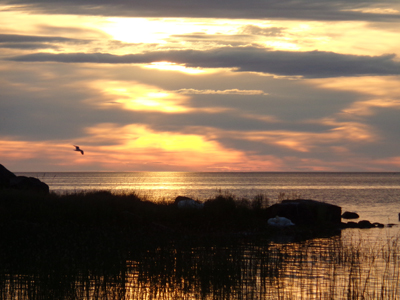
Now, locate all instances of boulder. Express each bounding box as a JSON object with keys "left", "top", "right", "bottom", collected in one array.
[
  {"left": 342, "top": 211, "right": 359, "bottom": 219},
  {"left": 341, "top": 220, "right": 385, "bottom": 229},
  {"left": 343, "top": 221, "right": 358, "bottom": 228},
  {"left": 0, "top": 164, "right": 49, "bottom": 193},
  {"left": 9, "top": 176, "right": 49, "bottom": 193},
  {"left": 0, "top": 164, "right": 16, "bottom": 188},
  {"left": 265, "top": 199, "right": 341, "bottom": 227},
  {"left": 174, "top": 196, "right": 204, "bottom": 209},
  {"left": 174, "top": 196, "right": 195, "bottom": 204},
  {"left": 372, "top": 222, "right": 384, "bottom": 228},
  {"left": 357, "top": 220, "right": 373, "bottom": 229},
  {"left": 267, "top": 216, "right": 295, "bottom": 228}
]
